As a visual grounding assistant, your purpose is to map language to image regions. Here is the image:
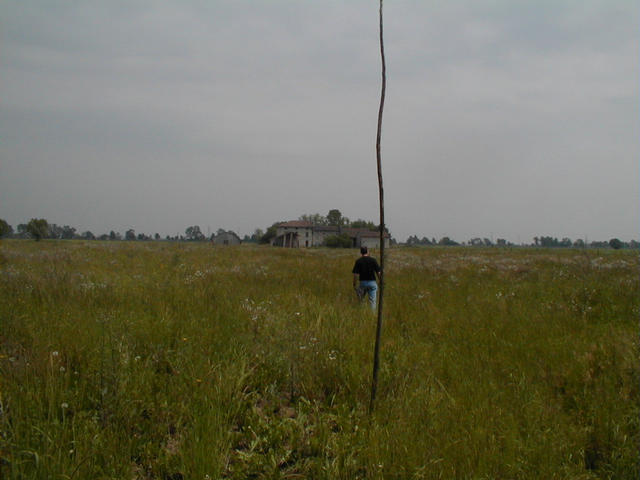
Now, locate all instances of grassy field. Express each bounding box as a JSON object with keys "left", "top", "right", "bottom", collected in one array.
[{"left": 0, "top": 240, "right": 638, "bottom": 479}]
